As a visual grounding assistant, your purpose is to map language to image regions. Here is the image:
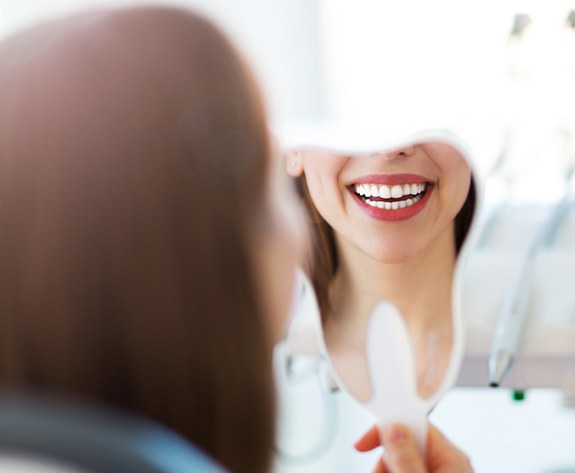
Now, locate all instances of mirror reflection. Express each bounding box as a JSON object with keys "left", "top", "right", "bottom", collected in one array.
[{"left": 286, "top": 139, "right": 476, "bottom": 401}]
